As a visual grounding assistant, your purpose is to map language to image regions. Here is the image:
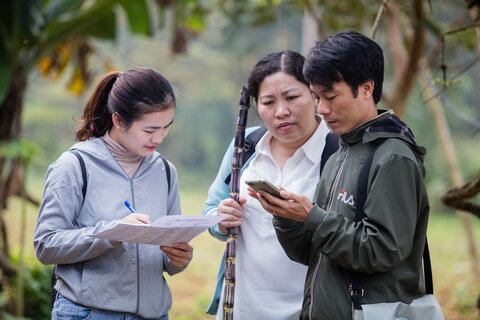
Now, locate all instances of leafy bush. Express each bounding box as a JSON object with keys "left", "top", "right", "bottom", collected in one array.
[{"left": 9, "top": 262, "right": 52, "bottom": 320}]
